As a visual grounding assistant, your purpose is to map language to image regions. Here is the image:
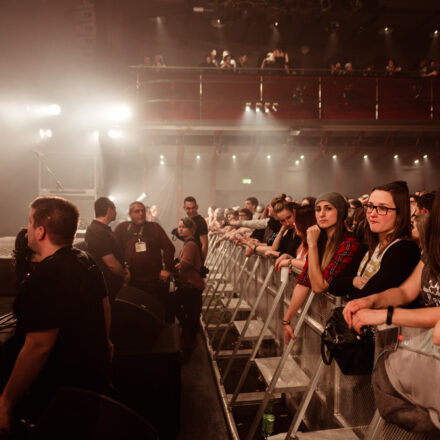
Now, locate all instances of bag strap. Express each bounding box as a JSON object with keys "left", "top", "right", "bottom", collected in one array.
[{"left": 321, "top": 335, "right": 333, "bottom": 366}]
